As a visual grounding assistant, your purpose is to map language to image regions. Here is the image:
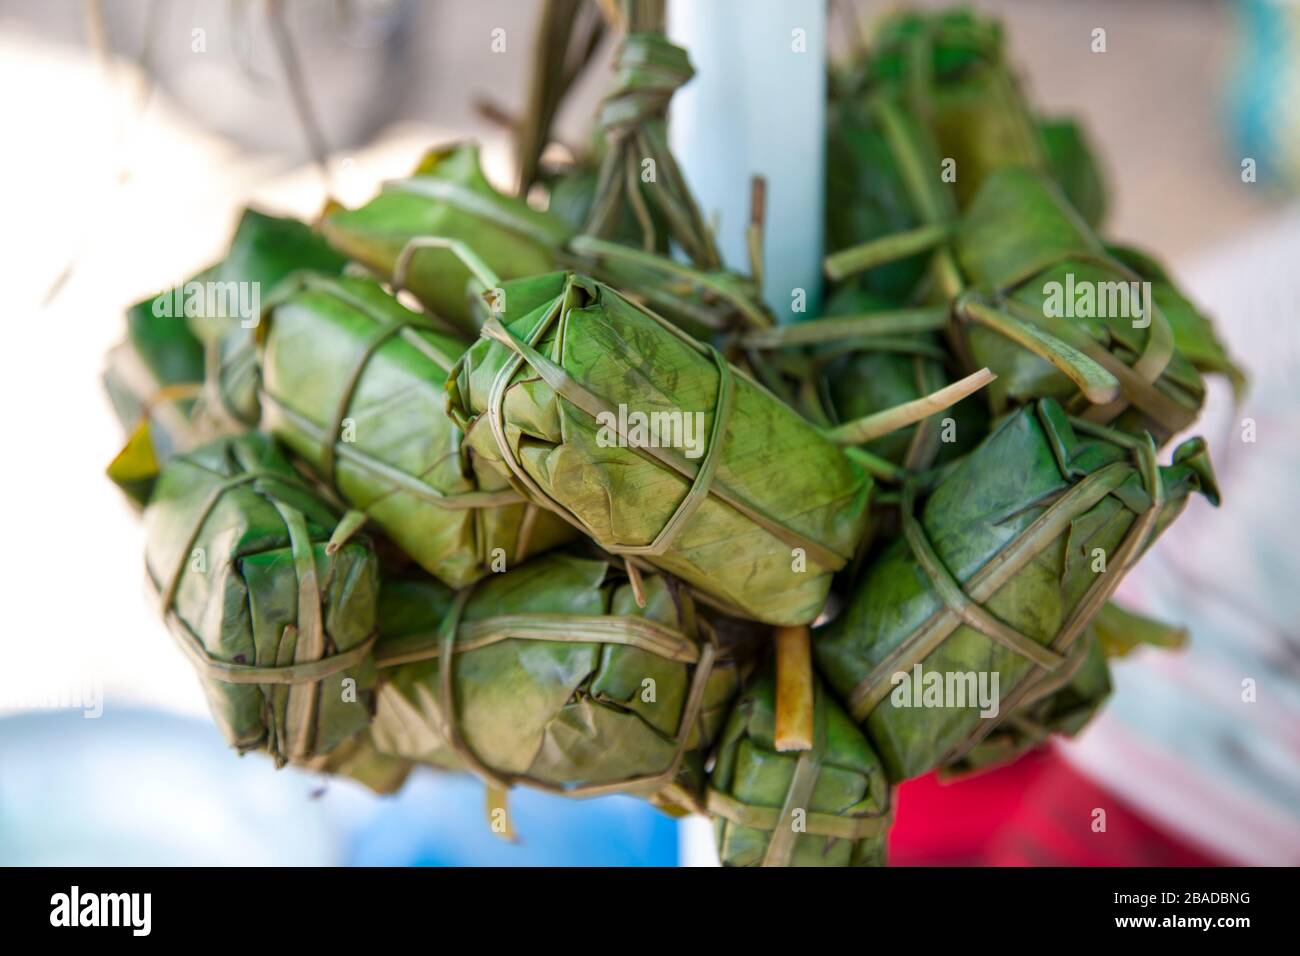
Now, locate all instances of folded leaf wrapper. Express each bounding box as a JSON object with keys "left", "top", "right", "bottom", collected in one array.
[
  {"left": 370, "top": 553, "right": 747, "bottom": 807},
  {"left": 302, "top": 730, "right": 415, "bottom": 795},
  {"left": 825, "top": 89, "right": 955, "bottom": 301},
  {"left": 953, "top": 168, "right": 1213, "bottom": 442},
  {"left": 708, "top": 668, "right": 892, "bottom": 867},
  {"left": 143, "top": 433, "right": 380, "bottom": 768},
  {"left": 259, "top": 273, "right": 574, "bottom": 588},
  {"left": 815, "top": 399, "right": 1218, "bottom": 781},
  {"left": 321, "top": 143, "right": 572, "bottom": 333},
  {"left": 866, "top": 12, "right": 1053, "bottom": 206},
  {"left": 105, "top": 209, "right": 347, "bottom": 504},
  {"left": 446, "top": 271, "right": 874, "bottom": 626}
]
